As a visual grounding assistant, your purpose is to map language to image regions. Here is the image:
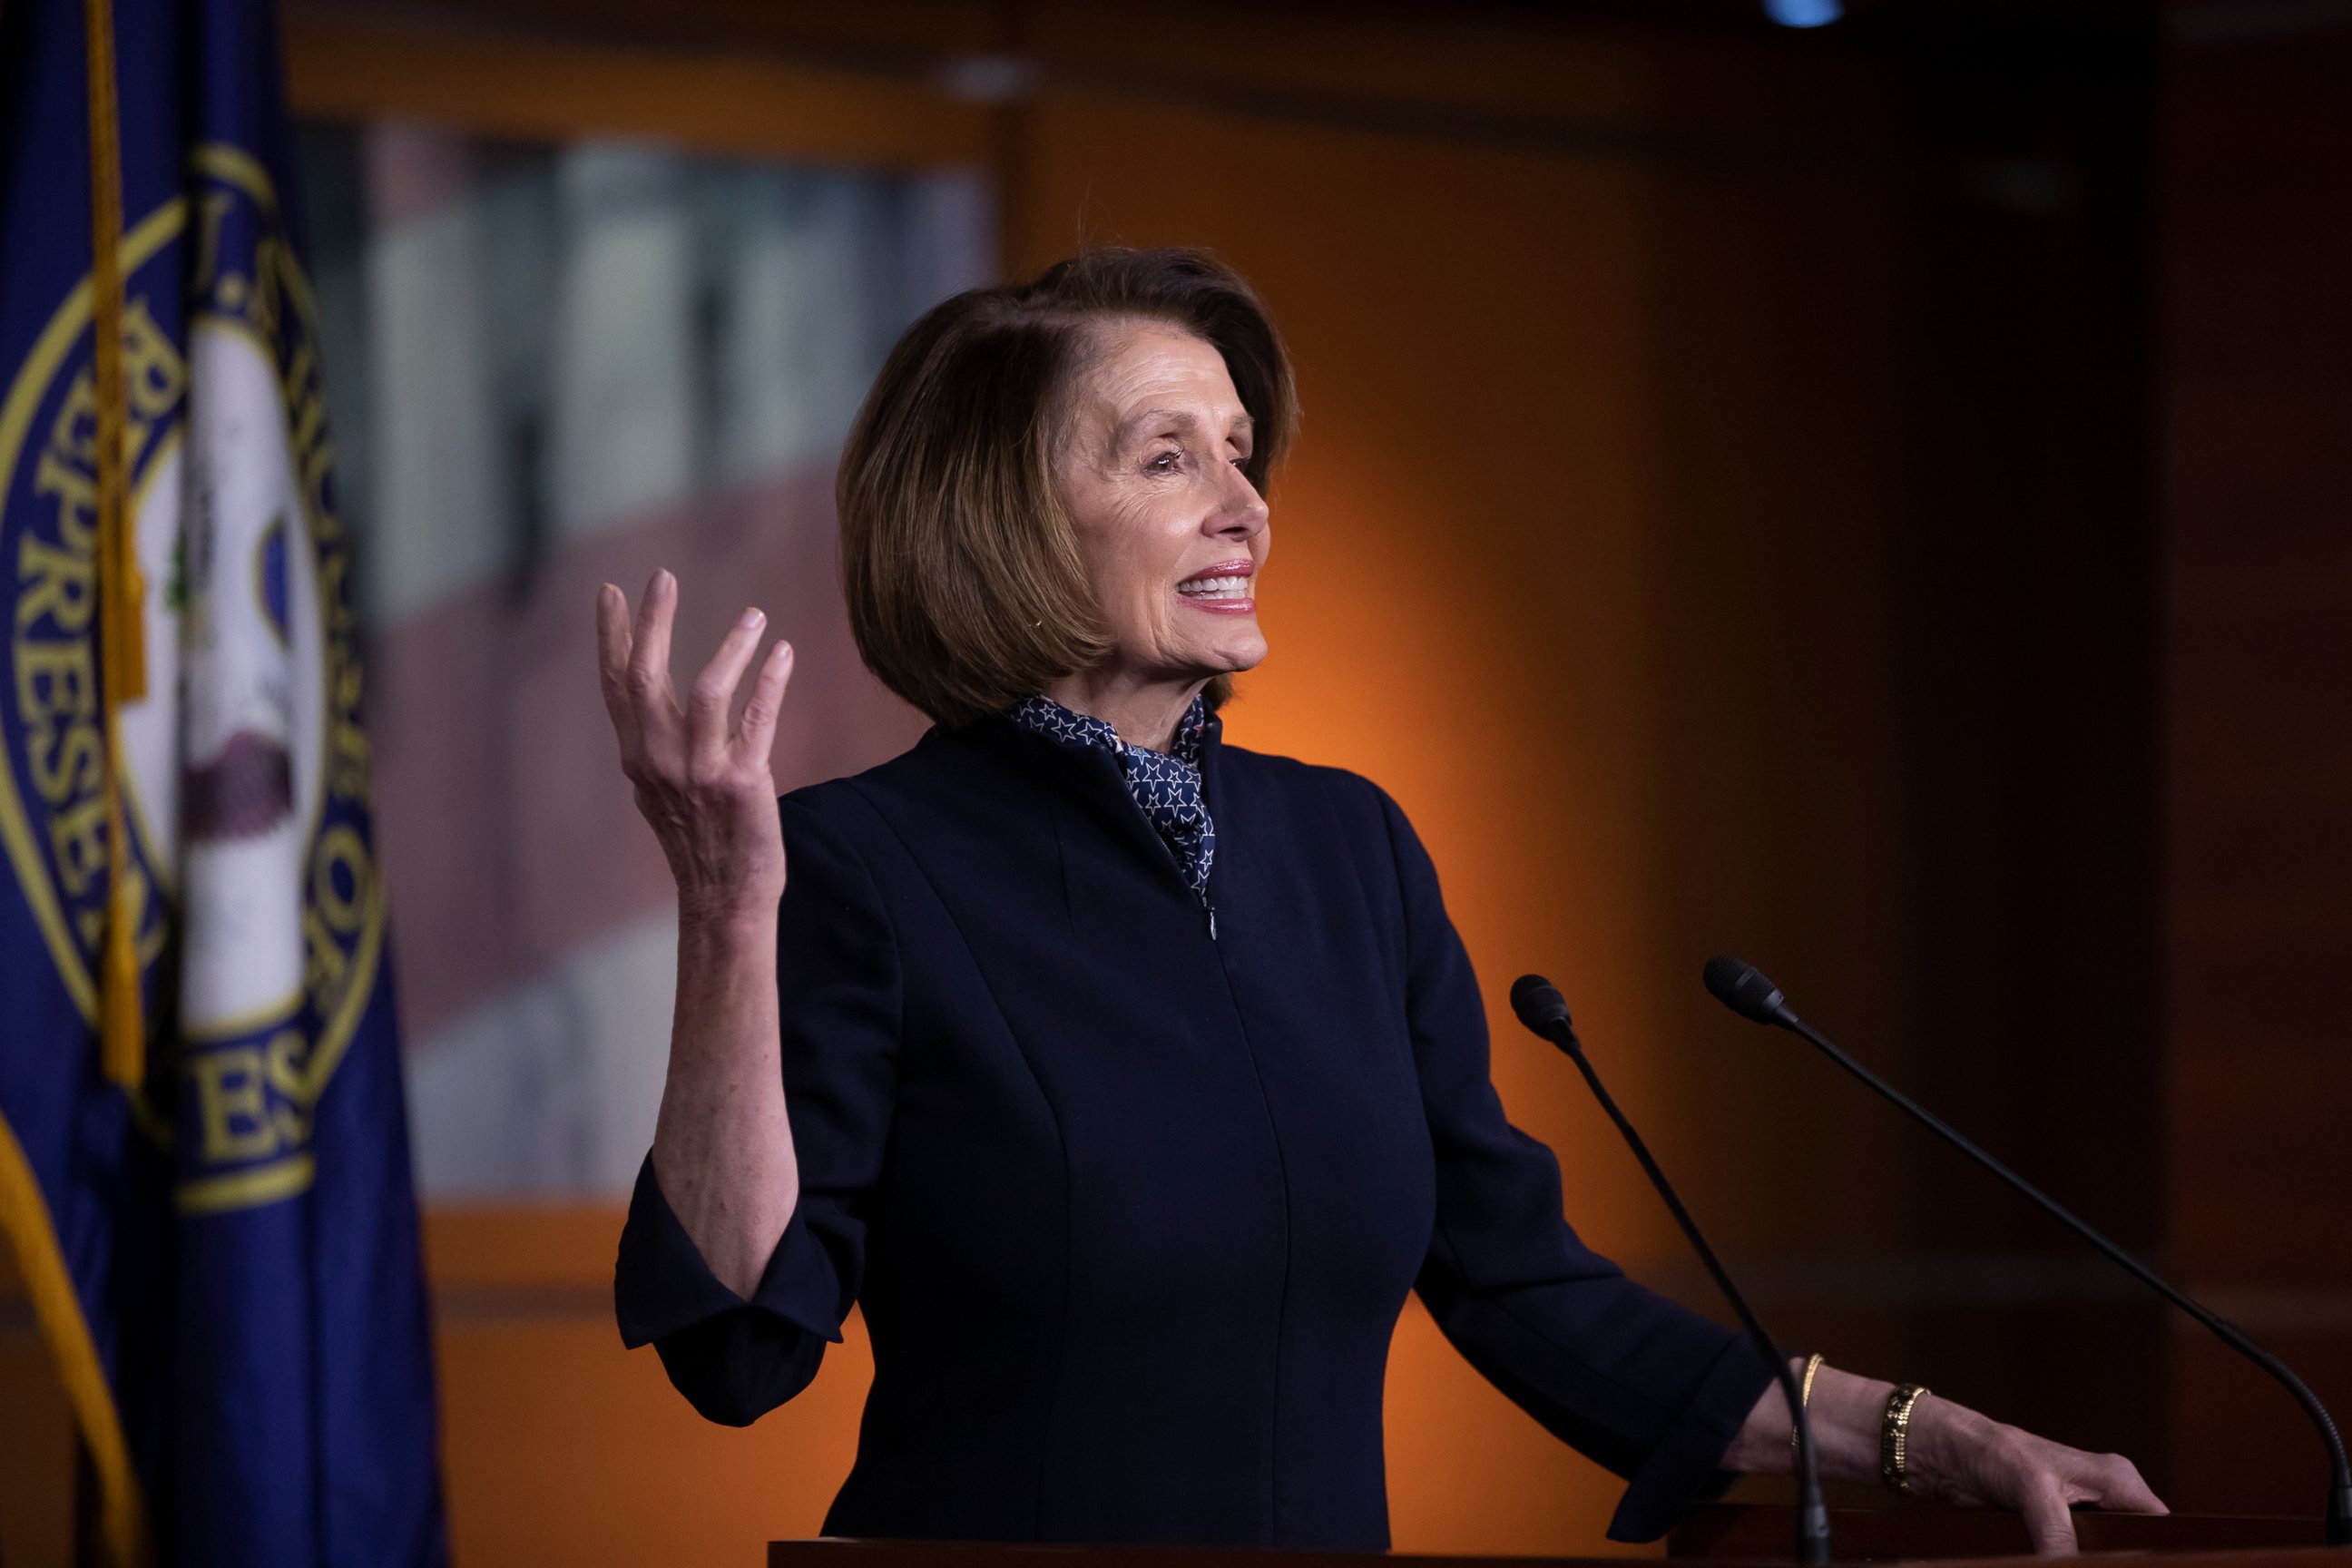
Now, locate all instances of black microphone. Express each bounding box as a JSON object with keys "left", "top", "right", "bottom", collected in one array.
[
  {"left": 1510, "top": 975, "right": 1830, "bottom": 1566},
  {"left": 1703, "top": 955, "right": 2352, "bottom": 1547}
]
